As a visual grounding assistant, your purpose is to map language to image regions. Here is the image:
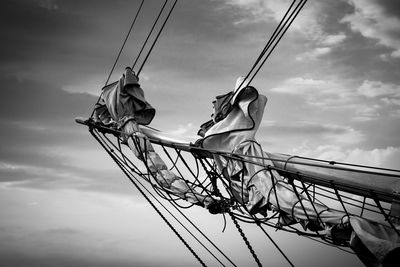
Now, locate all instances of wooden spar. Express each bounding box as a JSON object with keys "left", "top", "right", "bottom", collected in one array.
[
  {"left": 76, "top": 117, "right": 400, "bottom": 203},
  {"left": 269, "top": 153, "right": 400, "bottom": 204}
]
